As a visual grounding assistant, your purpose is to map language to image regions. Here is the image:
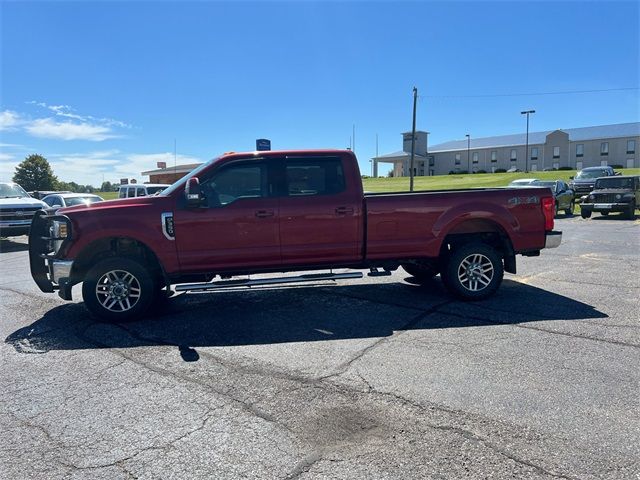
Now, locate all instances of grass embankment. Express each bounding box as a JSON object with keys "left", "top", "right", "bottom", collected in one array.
[{"left": 96, "top": 168, "right": 640, "bottom": 200}]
